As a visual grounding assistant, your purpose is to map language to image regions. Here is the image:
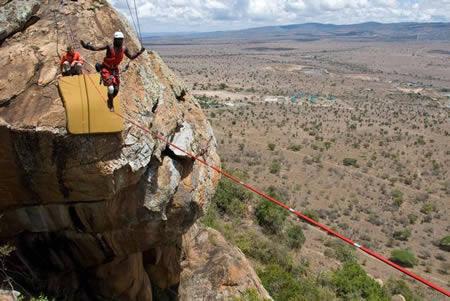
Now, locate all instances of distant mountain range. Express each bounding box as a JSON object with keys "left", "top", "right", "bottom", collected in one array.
[{"left": 143, "top": 22, "right": 450, "bottom": 44}]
